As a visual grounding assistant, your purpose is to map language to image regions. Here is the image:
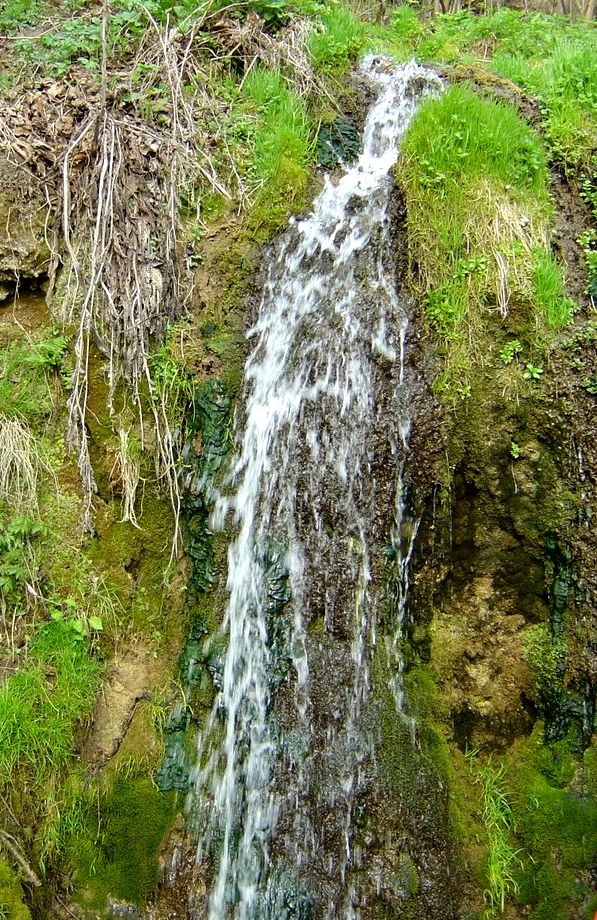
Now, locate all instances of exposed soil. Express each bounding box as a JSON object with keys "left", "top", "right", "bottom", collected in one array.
[{"left": 82, "top": 644, "right": 159, "bottom": 773}]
